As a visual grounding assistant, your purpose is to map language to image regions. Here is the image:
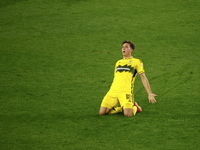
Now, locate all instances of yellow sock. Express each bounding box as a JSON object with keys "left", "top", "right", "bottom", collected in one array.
[
  {"left": 109, "top": 107, "right": 122, "bottom": 114},
  {"left": 132, "top": 106, "right": 137, "bottom": 116}
]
